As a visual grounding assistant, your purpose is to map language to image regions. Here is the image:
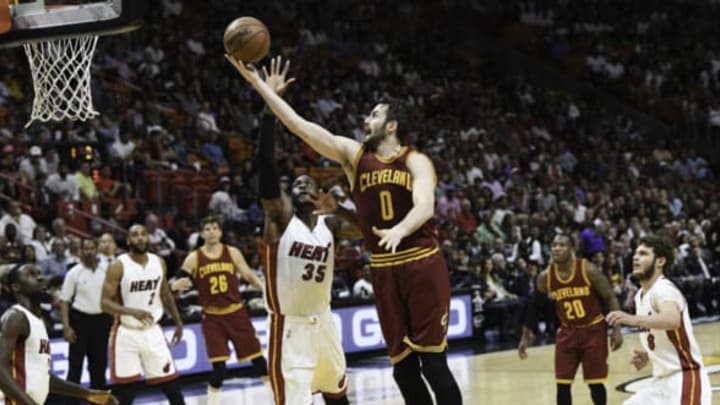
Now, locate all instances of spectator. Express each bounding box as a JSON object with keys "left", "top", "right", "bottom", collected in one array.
[{"left": 0, "top": 200, "right": 36, "bottom": 244}]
